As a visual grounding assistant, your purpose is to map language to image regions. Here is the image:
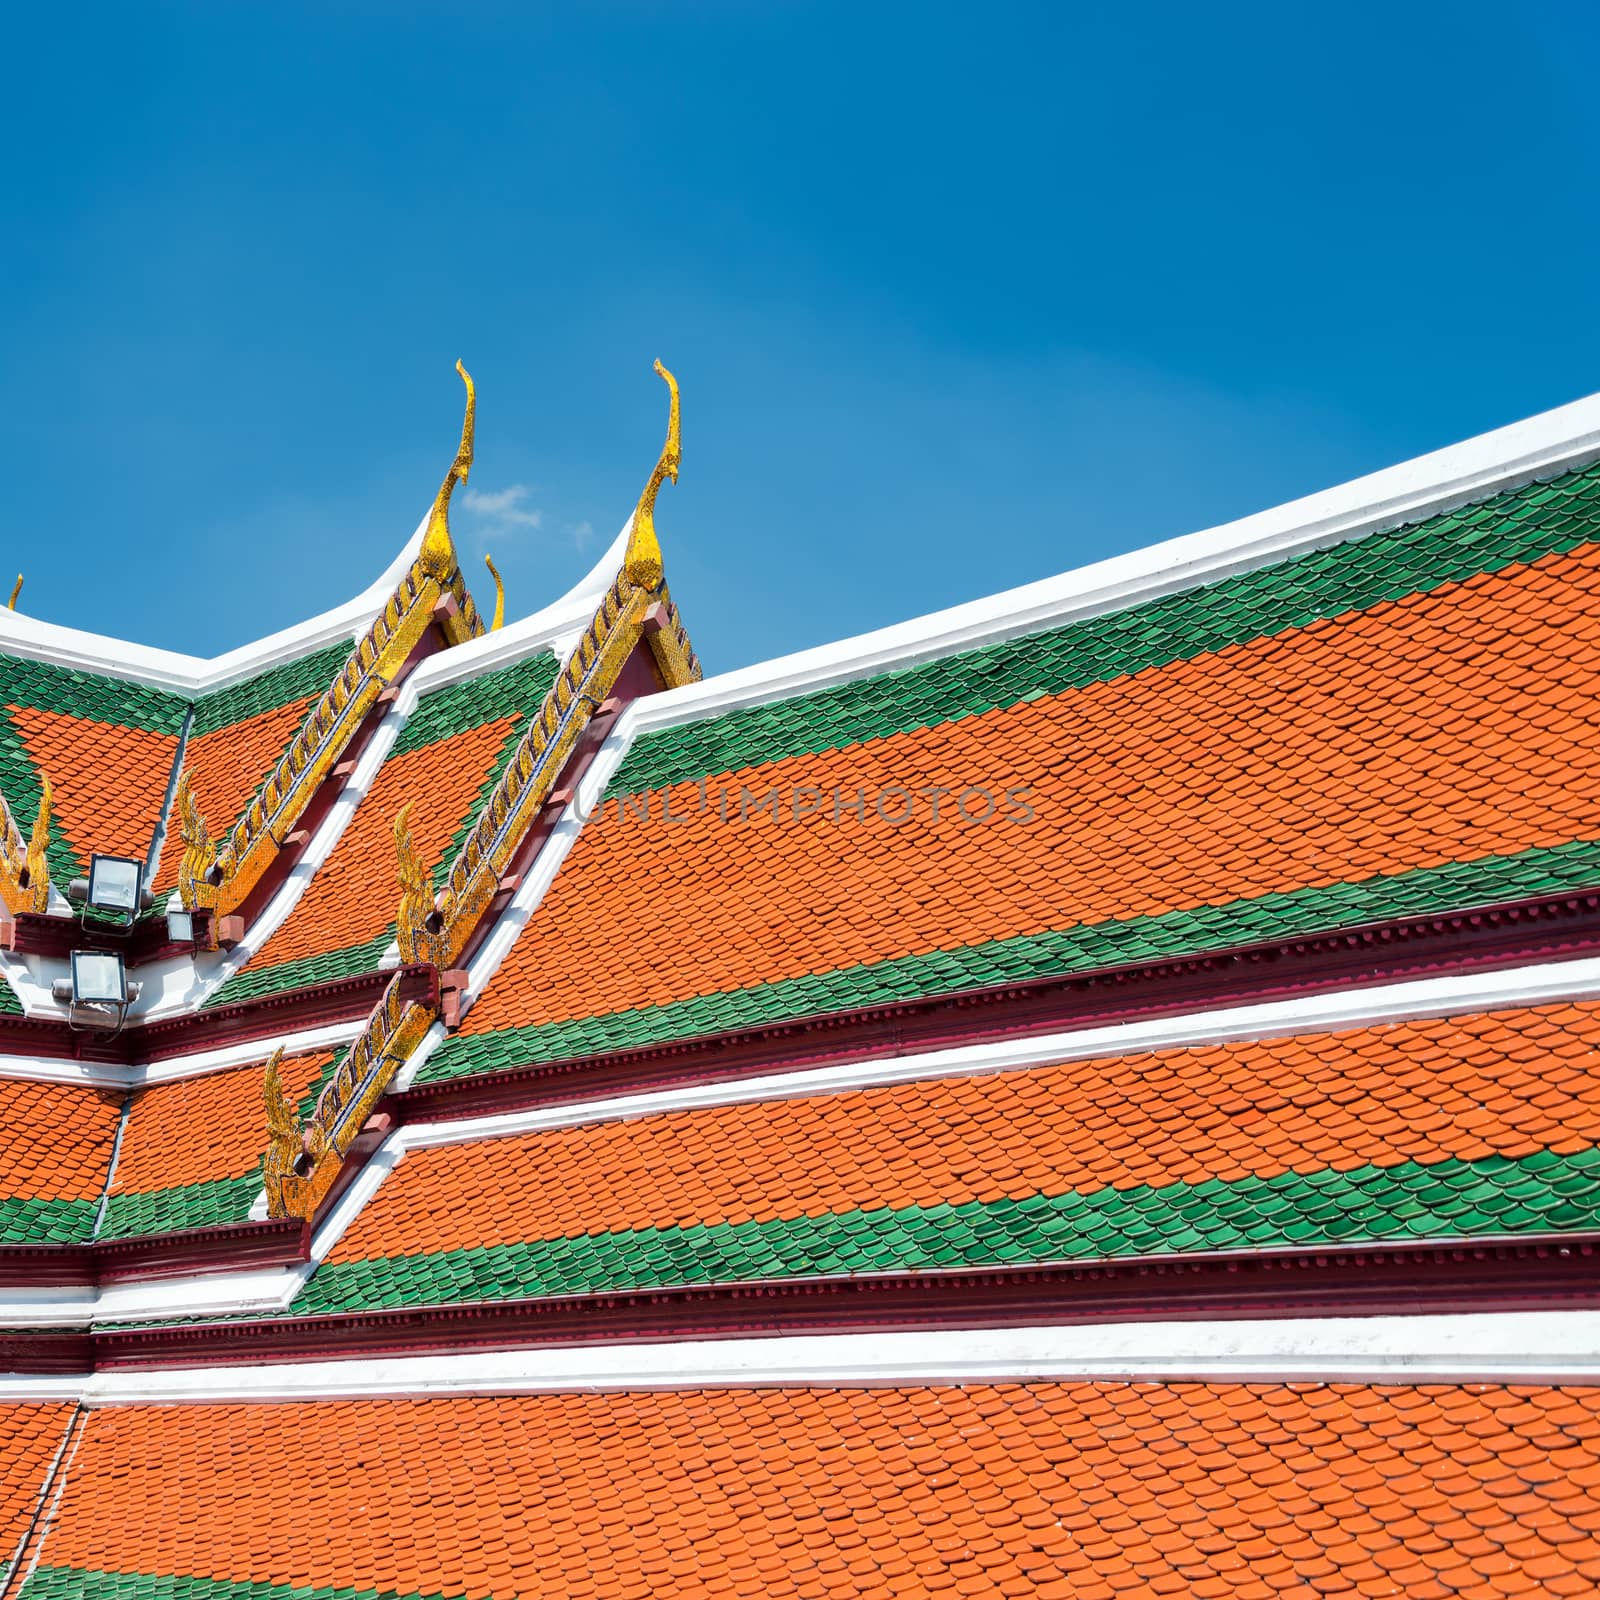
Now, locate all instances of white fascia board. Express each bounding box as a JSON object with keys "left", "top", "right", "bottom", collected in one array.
[
  {"left": 401, "top": 954, "right": 1600, "bottom": 1155},
  {"left": 0, "top": 1286, "right": 96, "bottom": 1328},
  {"left": 0, "top": 511, "right": 428, "bottom": 694},
  {"left": 617, "top": 387, "right": 1600, "bottom": 738},
  {"left": 0, "top": 1018, "right": 366, "bottom": 1090},
  {"left": 7, "top": 1311, "right": 1600, "bottom": 1401},
  {"left": 0, "top": 499, "right": 628, "bottom": 697}
]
